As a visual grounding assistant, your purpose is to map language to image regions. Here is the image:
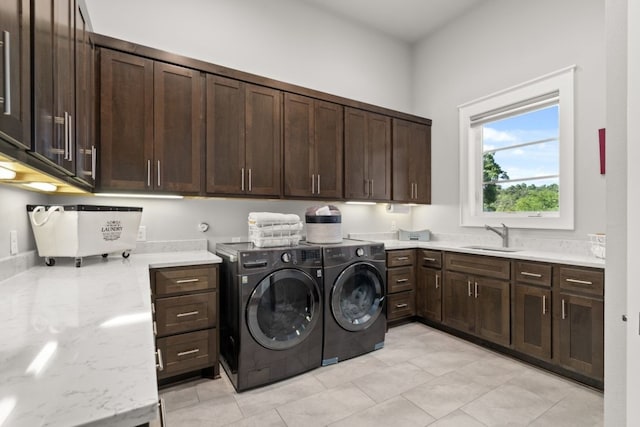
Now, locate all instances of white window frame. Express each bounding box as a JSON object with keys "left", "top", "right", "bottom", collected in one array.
[{"left": 458, "top": 66, "right": 575, "bottom": 230}]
